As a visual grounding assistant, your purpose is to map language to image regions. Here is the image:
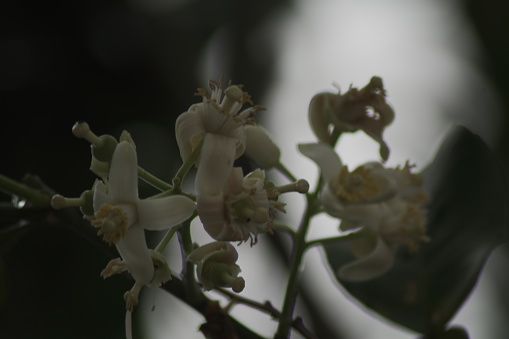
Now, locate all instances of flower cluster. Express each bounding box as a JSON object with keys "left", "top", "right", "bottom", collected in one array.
[
  {"left": 48, "top": 75, "right": 429, "bottom": 338},
  {"left": 300, "top": 77, "right": 429, "bottom": 282}
]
